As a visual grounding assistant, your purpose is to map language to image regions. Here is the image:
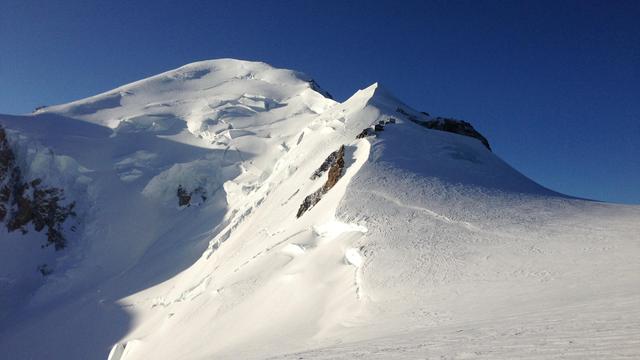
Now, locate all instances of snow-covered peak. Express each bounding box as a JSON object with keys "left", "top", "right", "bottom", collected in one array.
[
  {"left": 39, "top": 59, "right": 336, "bottom": 137},
  {"left": 341, "top": 82, "right": 400, "bottom": 109},
  {"left": 1, "top": 59, "right": 639, "bottom": 360}
]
